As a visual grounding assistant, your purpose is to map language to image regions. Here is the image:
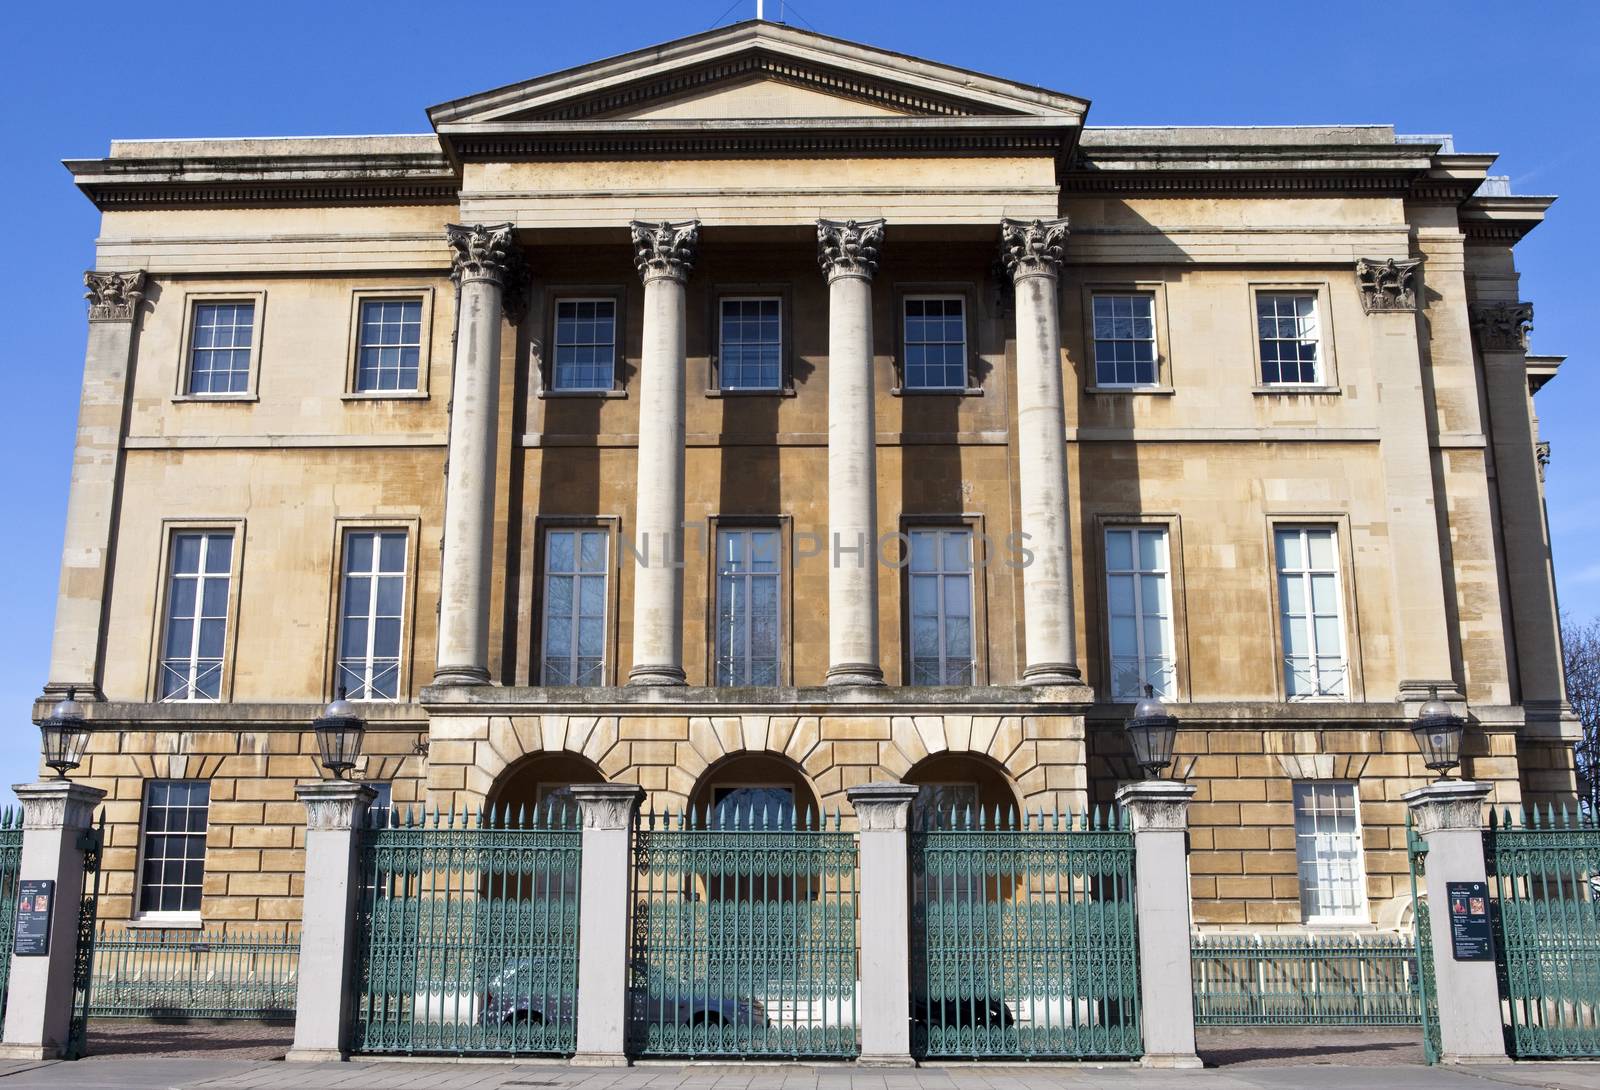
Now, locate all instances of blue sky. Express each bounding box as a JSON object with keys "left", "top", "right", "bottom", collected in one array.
[{"left": 0, "top": 1, "right": 1593, "bottom": 790}]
